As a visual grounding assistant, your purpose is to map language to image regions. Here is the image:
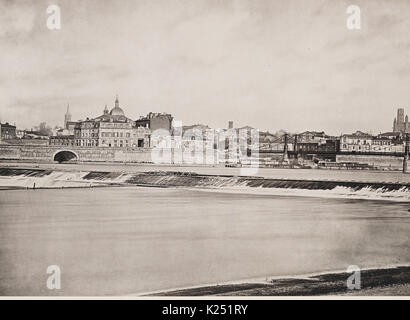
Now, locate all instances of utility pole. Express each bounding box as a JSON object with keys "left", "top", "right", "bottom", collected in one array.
[
  {"left": 404, "top": 133, "right": 409, "bottom": 173},
  {"left": 283, "top": 133, "right": 289, "bottom": 163},
  {"left": 294, "top": 134, "right": 298, "bottom": 160}
]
